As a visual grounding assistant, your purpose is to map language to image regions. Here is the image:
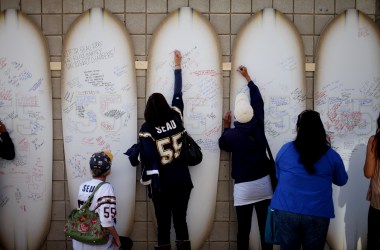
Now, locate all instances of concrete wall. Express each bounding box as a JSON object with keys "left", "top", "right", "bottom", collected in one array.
[{"left": 0, "top": 0, "right": 379, "bottom": 249}]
